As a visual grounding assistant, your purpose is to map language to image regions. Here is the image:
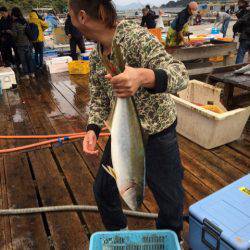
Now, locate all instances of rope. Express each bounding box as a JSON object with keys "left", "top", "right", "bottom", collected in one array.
[{"left": 0, "top": 205, "right": 158, "bottom": 219}]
